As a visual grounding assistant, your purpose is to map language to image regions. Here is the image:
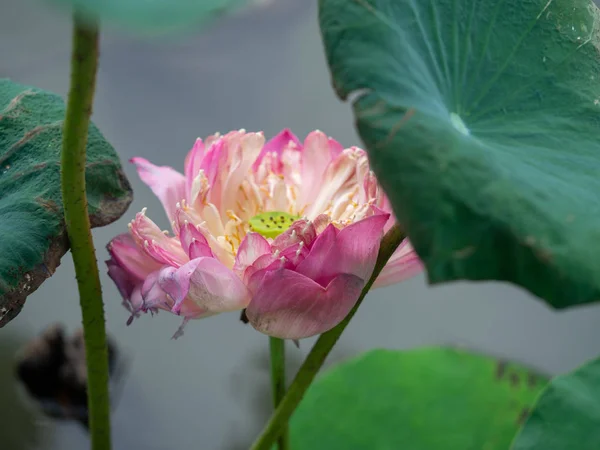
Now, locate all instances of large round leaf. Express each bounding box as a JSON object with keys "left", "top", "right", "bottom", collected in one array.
[
  {"left": 290, "top": 348, "right": 547, "bottom": 450},
  {"left": 512, "top": 355, "right": 600, "bottom": 450},
  {"left": 0, "top": 79, "right": 132, "bottom": 326},
  {"left": 319, "top": 0, "right": 600, "bottom": 308}
]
